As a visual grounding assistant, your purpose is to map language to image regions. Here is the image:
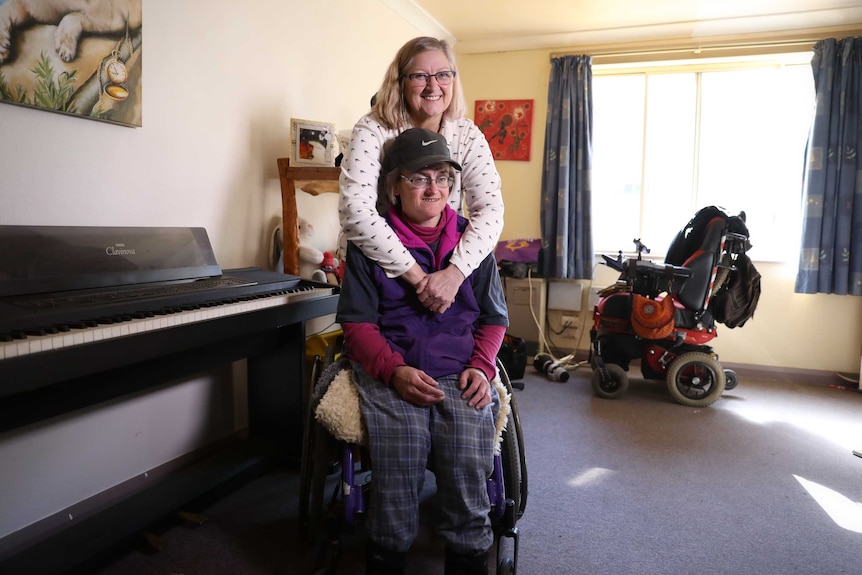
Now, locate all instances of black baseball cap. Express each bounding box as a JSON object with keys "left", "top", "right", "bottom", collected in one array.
[{"left": 385, "top": 128, "right": 462, "bottom": 173}]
